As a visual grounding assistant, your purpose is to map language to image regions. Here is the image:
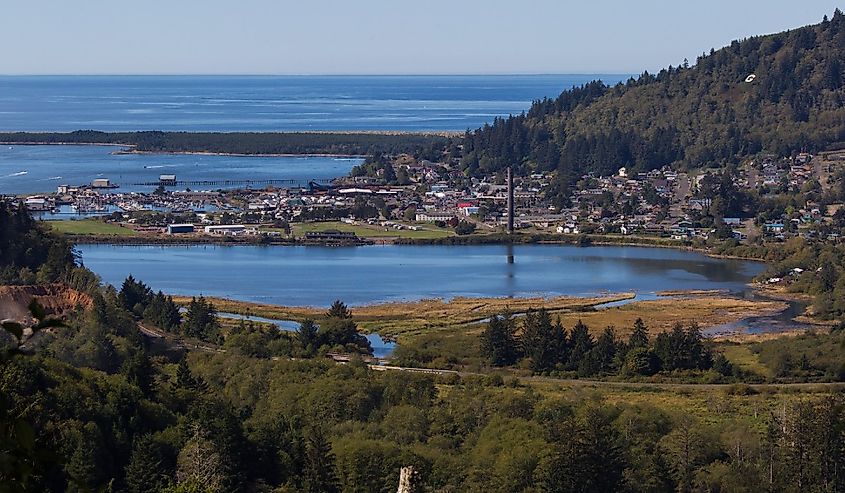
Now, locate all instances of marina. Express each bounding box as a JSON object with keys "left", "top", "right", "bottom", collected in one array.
[{"left": 0, "top": 144, "right": 360, "bottom": 195}]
